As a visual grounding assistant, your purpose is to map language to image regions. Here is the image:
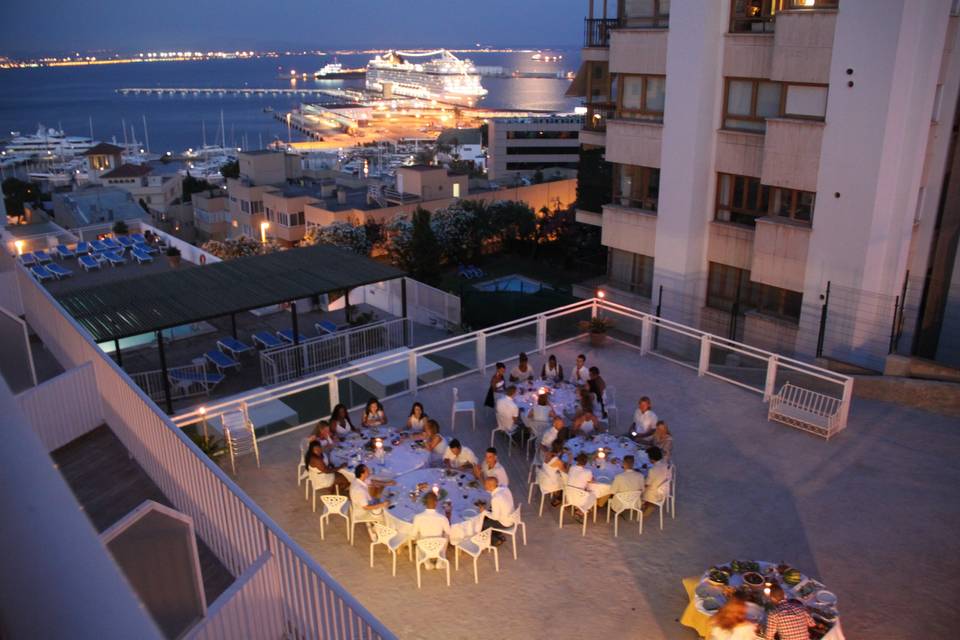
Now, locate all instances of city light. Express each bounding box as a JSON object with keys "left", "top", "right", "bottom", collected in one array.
[
  {"left": 14, "top": 240, "right": 24, "bottom": 255},
  {"left": 260, "top": 221, "right": 270, "bottom": 244}
]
